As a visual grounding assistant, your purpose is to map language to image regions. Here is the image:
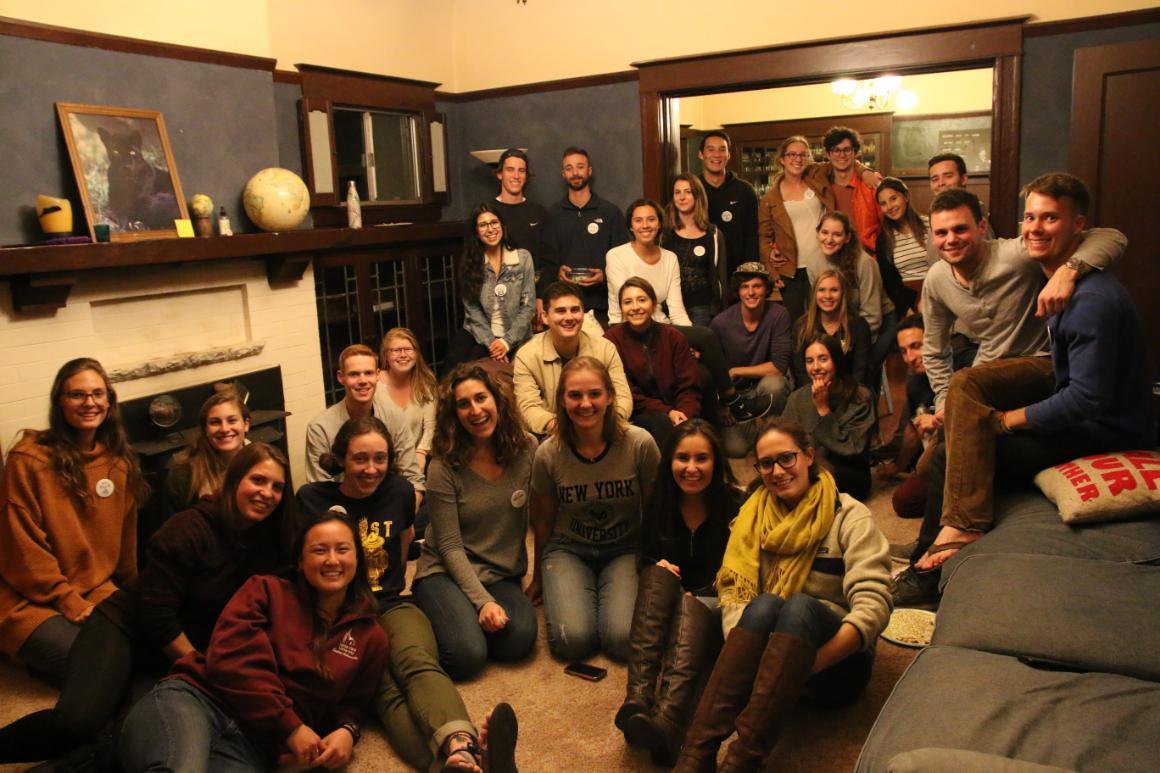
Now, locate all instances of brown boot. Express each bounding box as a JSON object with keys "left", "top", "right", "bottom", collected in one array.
[
  {"left": 625, "top": 593, "right": 720, "bottom": 767},
  {"left": 718, "top": 632, "right": 816, "bottom": 773},
  {"left": 615, "top": 564, "right": 683, "bottom": 736},
  {"left": 672, "top": 627, "right": 767, "bottom": 773}
]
